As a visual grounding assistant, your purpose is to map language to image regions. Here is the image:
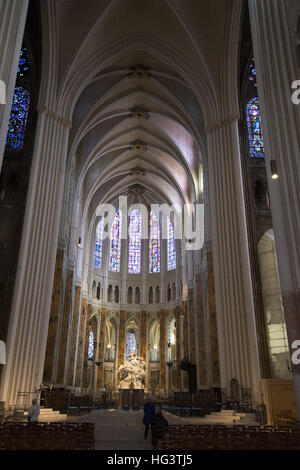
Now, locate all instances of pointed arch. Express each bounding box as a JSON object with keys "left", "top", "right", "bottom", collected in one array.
[
  {"left": 94, "top": 217, "right": 104, "bottom": 268},
  {"left": 114, "top": 285, "right": 119, "bottom": 303},
  {"left": 6, "top": 87, "right": 30, "bottom": 150},
  {"left": 127, "top": 286, "right": 133, "bottom": 304},
  {"left": 167, "top": 217, "right": 176, "bottom": 270},
  {"left": 155, "top": 286, "right": 160, "bottom": 303},
  {"left": 88, "top": 330, "right": 94, "bottom": 360},
  {"left": 135, "top": 286, "right": 140, "bottom": 304},
  {"left": 107, "top": 284, "right": 113, "bottom": 302},
  {"left": 149, "top": 319, "right": 160, "bottom": 362},
  {"left": 148, "top": 286, "right": 154, "bottom": 304},
  {"left": 109, "top": 210, "right": 122, "bottom": 272},
  {"left": 149, "top": 210, "right": 160, "bottom": 273},
  {"left": 246, "top": 97, "right": 264, "bottom": 158},
  {"left": 128, "top": 209, "right": 142, "bottom": 274},
  {"left": 6, "top": 47, "right": 31, "bottom": 151}
]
